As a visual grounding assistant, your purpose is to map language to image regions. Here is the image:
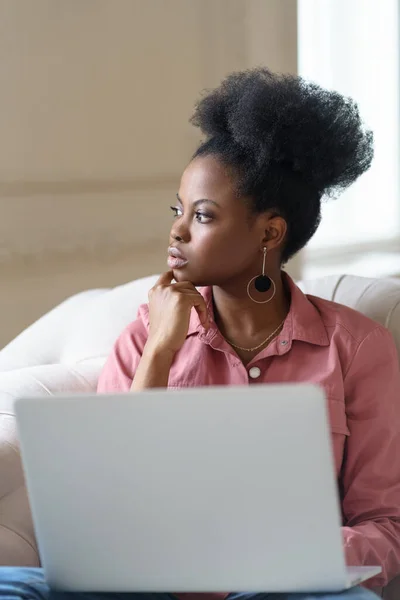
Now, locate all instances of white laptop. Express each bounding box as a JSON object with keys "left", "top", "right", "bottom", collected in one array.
[{"left": 15, "top": 384, "right": 380, "bottom": 593}]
